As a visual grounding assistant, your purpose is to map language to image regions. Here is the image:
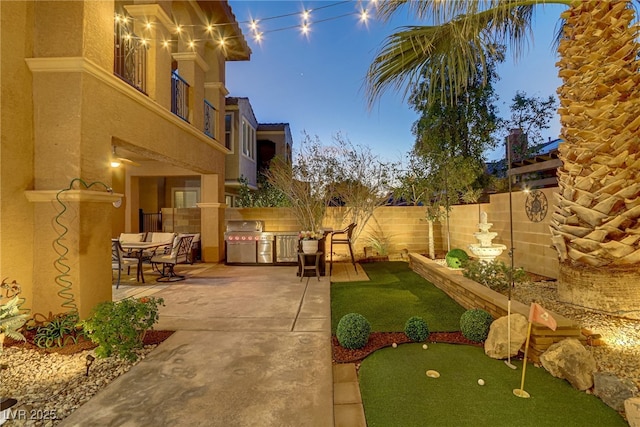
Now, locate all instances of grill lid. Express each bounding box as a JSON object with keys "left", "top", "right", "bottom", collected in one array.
[{"left": 225, "top": 220, "right": 264, "bottom": 232}]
